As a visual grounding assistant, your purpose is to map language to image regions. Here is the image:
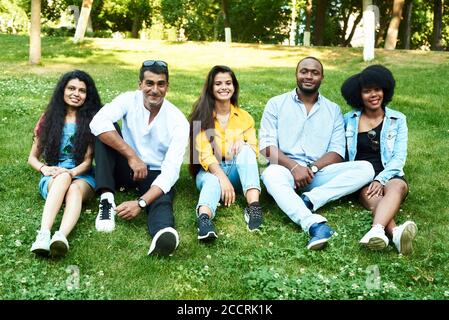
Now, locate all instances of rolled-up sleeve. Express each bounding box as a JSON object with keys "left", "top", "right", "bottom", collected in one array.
[
  {"left": 327, "top": 107, "right": 346, "bottom": 159},
  {"left": 195, "top": 130, "right": 219, "bottom": 172},
  {"left": 259, "top": 99, "right": 278, "bottom": 152},
  {"left": 90, "top": 93, "right": 130, "bottom": 136},
  {"left": 151, "top": 119, "right": 190, "bottom": 193},
  {"left": 243, "top": 114, "right": 259, "bottom": 158},
  {"left": 375, "top": 116, "right": 408, "bottom": 184}
]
